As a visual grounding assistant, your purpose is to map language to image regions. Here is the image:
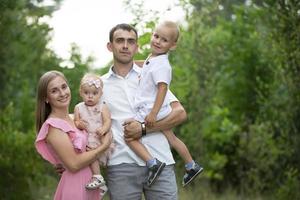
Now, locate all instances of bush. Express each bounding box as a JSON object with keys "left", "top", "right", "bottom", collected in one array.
[{"left": 0, "top": 103, "right": 57, "bottom": 199}]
